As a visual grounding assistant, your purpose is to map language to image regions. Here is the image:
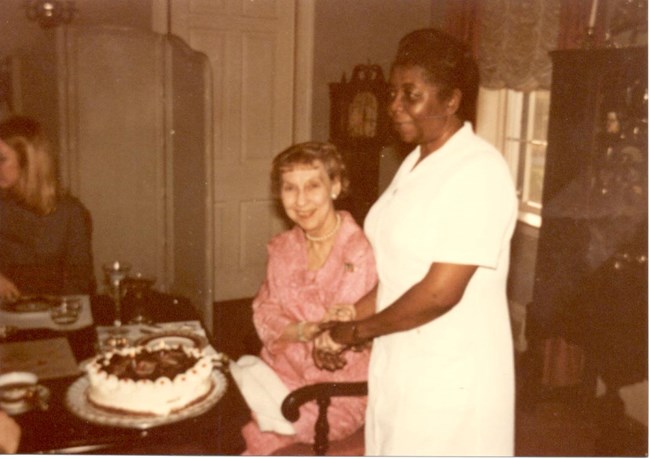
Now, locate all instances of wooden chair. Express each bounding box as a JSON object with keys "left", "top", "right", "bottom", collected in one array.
[
  {"left": 279, "top": 381, "right": 368, "bottom": 456},
  {"left": 212, "top": 298, "right": 368, "bottom": 455}
]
